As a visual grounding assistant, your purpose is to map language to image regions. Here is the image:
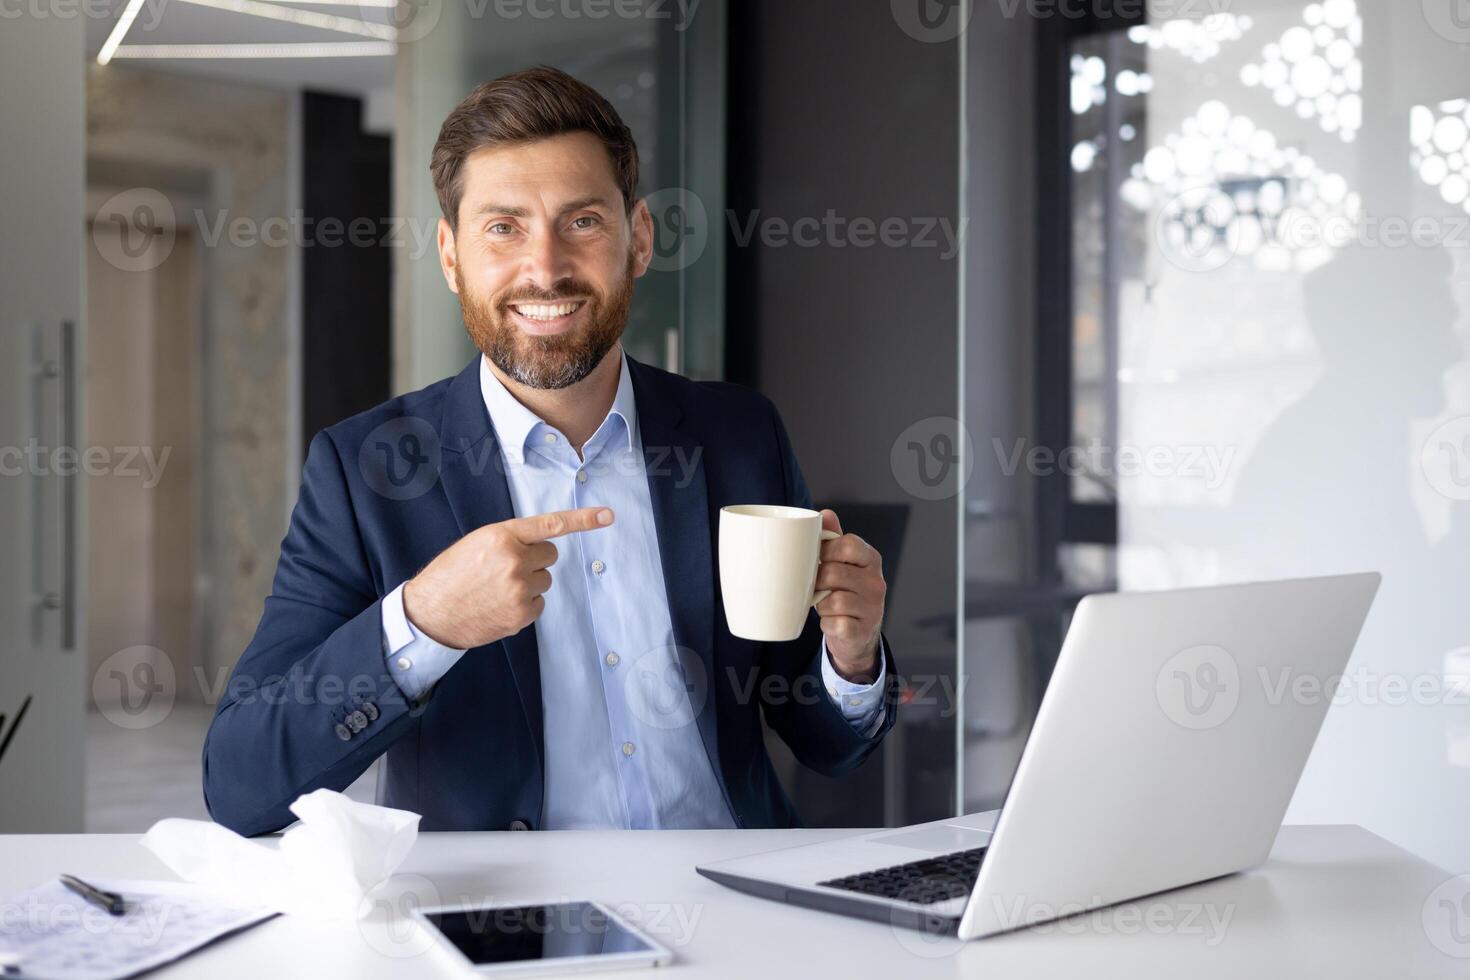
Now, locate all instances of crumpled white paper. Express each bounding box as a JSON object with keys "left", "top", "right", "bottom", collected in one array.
[{"left": 139, "top": 789, "right": 421, "bottom": 921}]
